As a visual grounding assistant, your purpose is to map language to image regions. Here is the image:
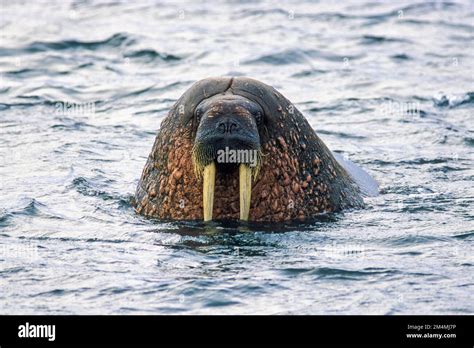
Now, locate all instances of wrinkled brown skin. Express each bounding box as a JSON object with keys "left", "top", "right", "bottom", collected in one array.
[{"left": 134, "top": 77, "right": 364, "bottom": 221}]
